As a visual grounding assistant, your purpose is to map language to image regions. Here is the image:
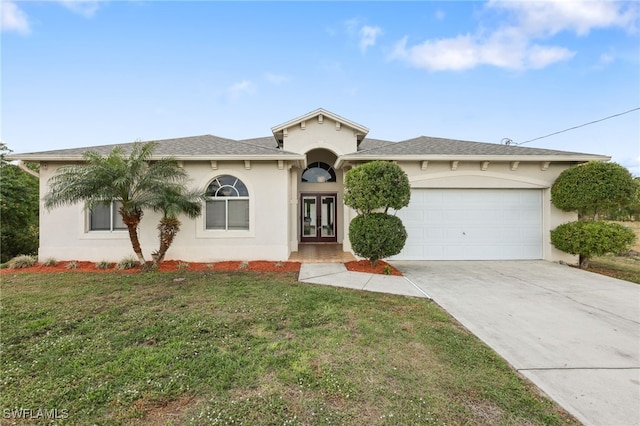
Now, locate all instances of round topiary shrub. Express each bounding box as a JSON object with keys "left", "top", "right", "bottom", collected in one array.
[
  {"left": 349, "top": 213, "right": 407, "bottom": 266},
  {"left": 344, "top": 160, "right": 410, "bottom": 214},
  {"left": 551, "top": 161, "right": 636, "bottom": 220},
  {"left": 550, "top": 220, "right": 636, "bottom": 268}
]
